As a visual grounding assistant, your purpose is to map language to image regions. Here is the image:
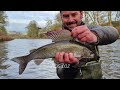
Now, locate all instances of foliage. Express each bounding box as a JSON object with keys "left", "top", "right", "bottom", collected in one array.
[
  {"left": 0, "top": 11, "right": 8, "bottom": 38},
  {"left": 0, "top": 25, "right": 7, "bottom": 35},
  {"left": 26, "top": 20, "right": 40, "bottom": 38},
  {"left": 0, "top": 11, "right": 8, "bottom": 26},
  {"left": 83, "top": 11, "right": 120, "bottom": 26},
  {"left": 43, "top": 13, "right": 62, "bottom": 31}
]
